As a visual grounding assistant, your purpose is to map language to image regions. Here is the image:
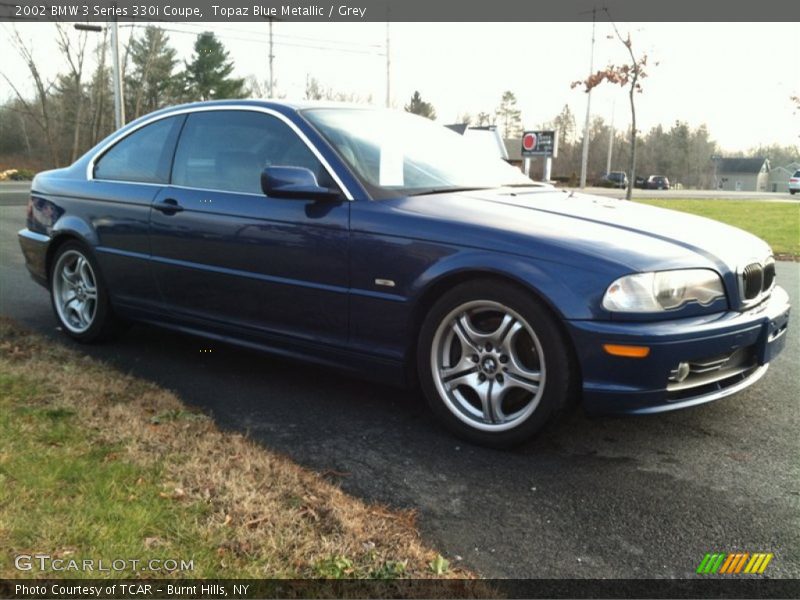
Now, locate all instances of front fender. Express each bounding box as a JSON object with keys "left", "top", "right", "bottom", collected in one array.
[
  {"left": 347, "top": 230, "right": 614, "bottom": 368},
  {"left": 408, "top": 249, "right": 609, "bottom": 321}
]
